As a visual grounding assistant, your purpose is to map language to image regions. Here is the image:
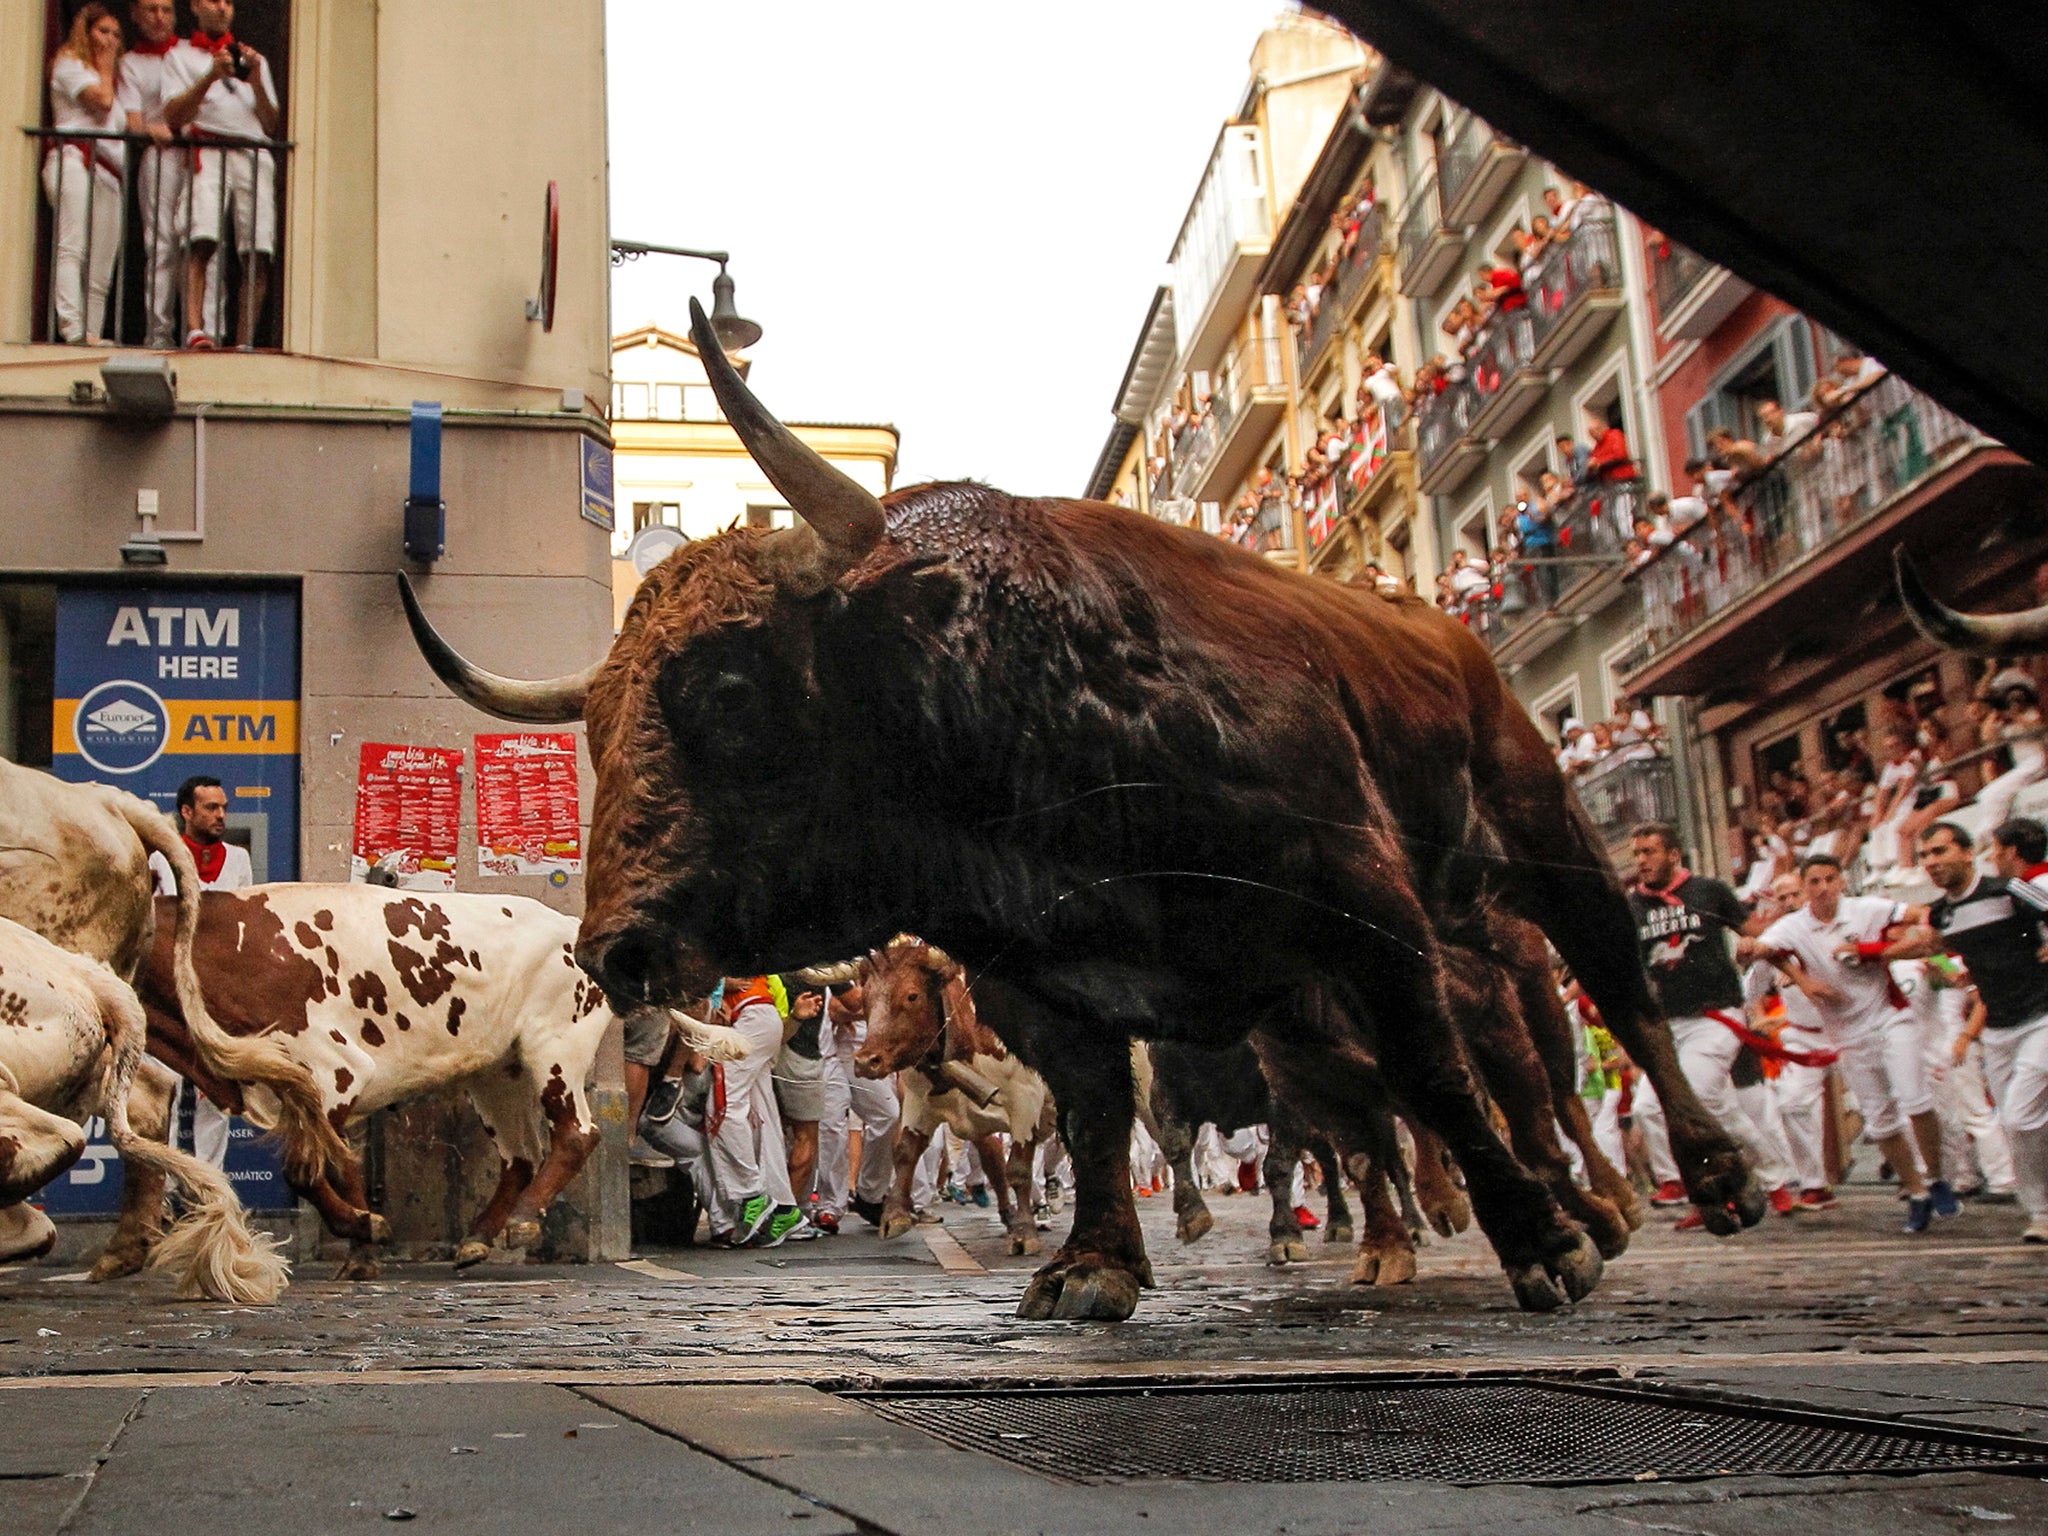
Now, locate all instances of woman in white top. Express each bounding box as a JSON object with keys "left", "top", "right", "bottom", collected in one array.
[{"left": 42, "top": 3, "right": 126, "bottom": 344}]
